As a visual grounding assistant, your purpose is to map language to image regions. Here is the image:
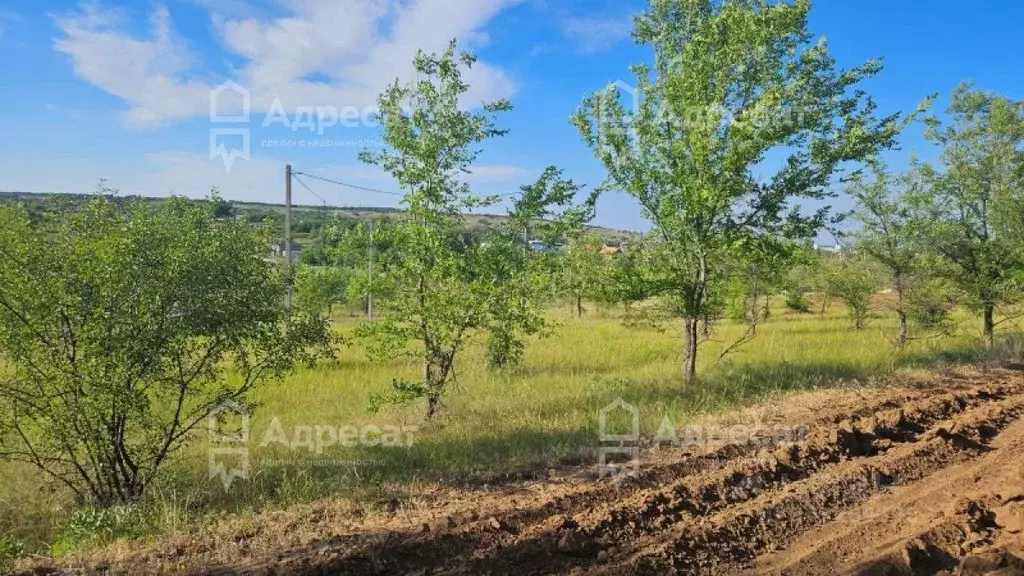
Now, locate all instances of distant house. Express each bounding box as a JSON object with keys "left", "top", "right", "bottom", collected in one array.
[
  {"left": 599, "top": 244, "right": 622, "bottom": 256},
  {"left": 528, "top": 239, "right": 566, "bottom": 254},
  {"left": 813, "top": 242, "right": 843, "bottom": 254},
  {"left": 271, "top": 241, "right": 303, "bottom": 259}
]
